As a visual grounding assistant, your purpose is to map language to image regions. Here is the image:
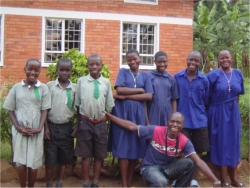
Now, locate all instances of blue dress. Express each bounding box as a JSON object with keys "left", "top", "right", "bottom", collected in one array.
[
  {"left": 148, "top": 70, "right": 179, "bottom": 126},
  {"left": 109, "top": 68, "right": 153, "bottom": 159},
  {"left": 207, "top": 68, "right": 244, "bottom": 168}
]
